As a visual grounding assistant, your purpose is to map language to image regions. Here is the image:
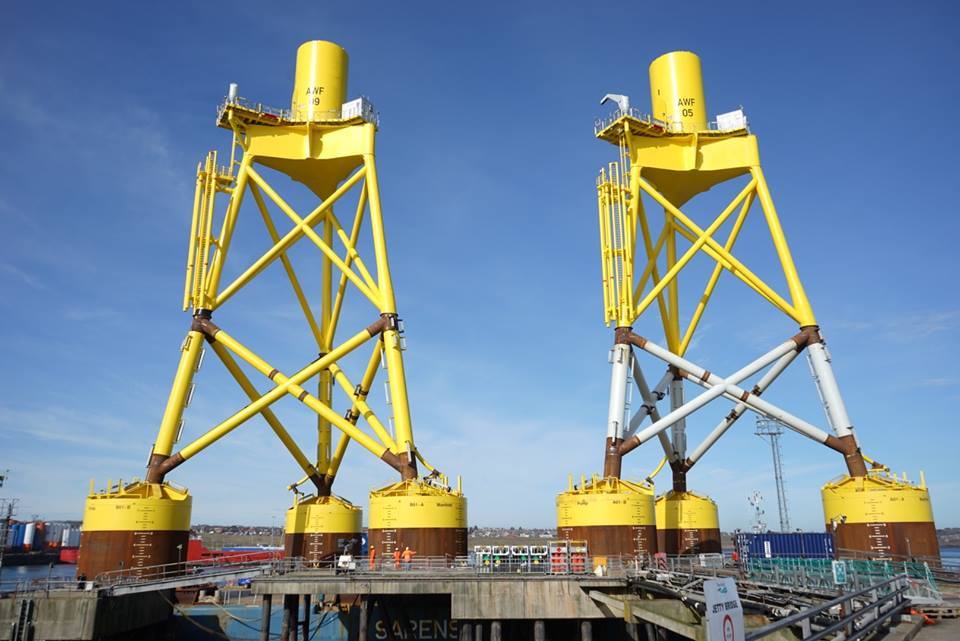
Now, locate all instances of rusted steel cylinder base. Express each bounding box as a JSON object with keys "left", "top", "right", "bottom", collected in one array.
[
  {"left": 284, "top": 531, "right": 361, "bottom": 563},
  {"left": 369, "top": 479, "right": 468, "bottom": 557},
  {"left": 284, "top": 495, "right": 362, "bottom": 564},
  {"left": 655, "top": 489, "right": 720, "bottom": 555},
  {"left": 656, "top": 528, "right": 722, "bottom": 555},
  {"left": 78, "top": 529, "right": 189, "bottom": 580},
  {"left": 822, "top": 472, "right": 940, "bottom": 561},
  {"left": 557, "top": 525, "right": 657, "bottom": 558},
  {"left": 831, "top": 521, "right": 939, "bottom": 560},
  {"left": 556, "top": 477, "right": 657, "bottom": 558},
  {"left": 367, "top": 527, "right": 468, "bottom": 557},
  {"left": 78, "top": 481, "right": 192, "bottom": 581}
]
